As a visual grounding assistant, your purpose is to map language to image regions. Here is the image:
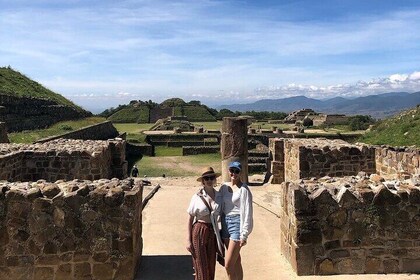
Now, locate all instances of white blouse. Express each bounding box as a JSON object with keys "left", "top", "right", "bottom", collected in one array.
[
  {"left": 187, "top": 189, "right": 220, "bottom": 222},
  {"left": 187, "top": 188, "right": 224, "bottom": 254}
]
